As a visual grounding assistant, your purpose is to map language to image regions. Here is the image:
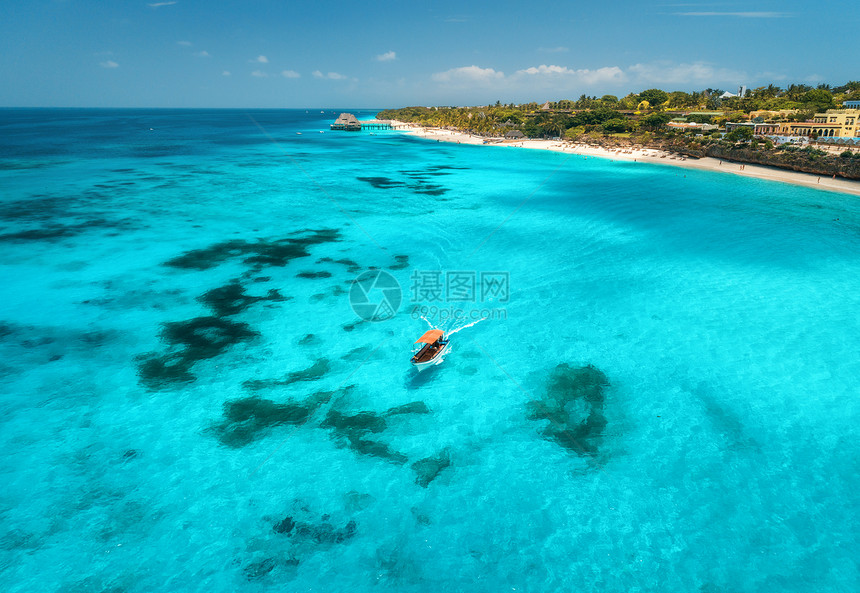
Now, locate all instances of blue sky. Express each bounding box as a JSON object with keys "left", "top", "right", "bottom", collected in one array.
[{"left": 0, "top": 0, "right": 855, "bottom": 108}]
